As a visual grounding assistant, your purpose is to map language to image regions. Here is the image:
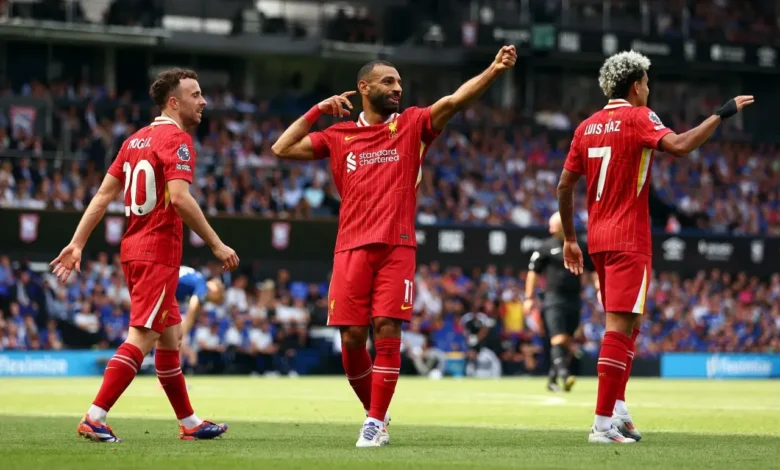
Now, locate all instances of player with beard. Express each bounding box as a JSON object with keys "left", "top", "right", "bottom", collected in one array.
[
  {"left": 272, "top": 46, "right": 517, "bottom": 447},
  {"left": 51, "top": 69, "right": 239, "bottom": 442}
]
